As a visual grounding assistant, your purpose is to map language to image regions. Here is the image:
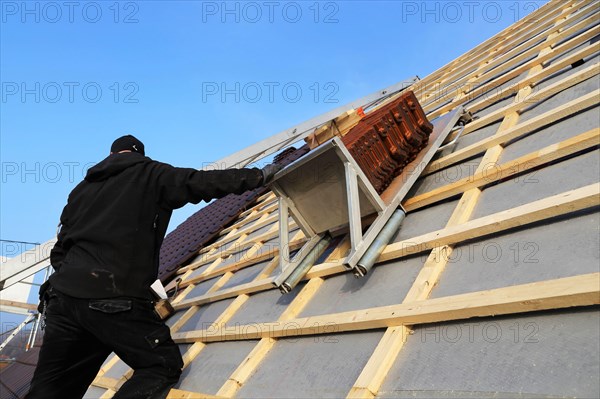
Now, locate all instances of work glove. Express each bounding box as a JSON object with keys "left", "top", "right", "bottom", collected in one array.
[{"left": 261, "top": 163, "right": 283, "bottom": 185}]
